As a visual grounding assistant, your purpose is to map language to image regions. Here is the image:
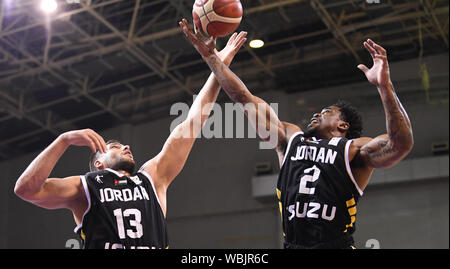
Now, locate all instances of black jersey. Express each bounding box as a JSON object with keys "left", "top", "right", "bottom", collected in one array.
[
  {"left": 277, "top": 132, "right": 363, "bottom": 248},
  {"left": 74, "top": 168, "right": 169, "bottom": 249}
]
